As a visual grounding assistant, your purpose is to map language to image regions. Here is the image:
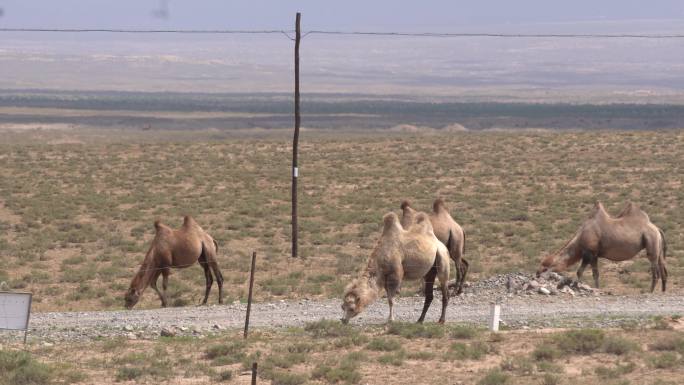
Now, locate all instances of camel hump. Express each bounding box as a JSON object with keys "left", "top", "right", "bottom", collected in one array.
[
  {"left": 619, "top": 202, "right": 649, "bottom": 221},
  {"left": 382, "top": 212, "right": 402, "bottom": 234},
  {"left": 411, "top": 212, "right": 434, "bottom": 234},
  {"left": 590, "top": 201, "right": 607, "bottom": 218},
  {"left": 400, "top": 200, "right": 411, "bottom": 210},
  {"left": 433, "top": 198, "right": 447, "bottom": 213},
  {"left": 183, "top": 215, "right": 196, "bottom": 227}
]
